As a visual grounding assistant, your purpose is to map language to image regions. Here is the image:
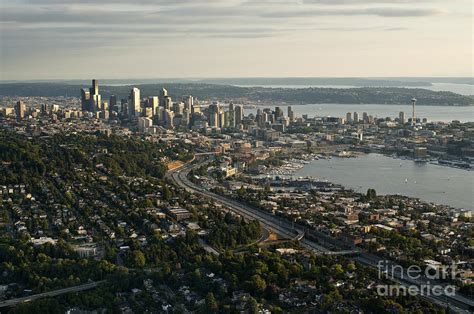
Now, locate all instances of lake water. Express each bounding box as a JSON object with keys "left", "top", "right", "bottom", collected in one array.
[
  {"left": 293, "top": 154, "right": 473, "bottom": 210},
  {"left": 246, "top": 103, "right": 474, "bottom": 123}
]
